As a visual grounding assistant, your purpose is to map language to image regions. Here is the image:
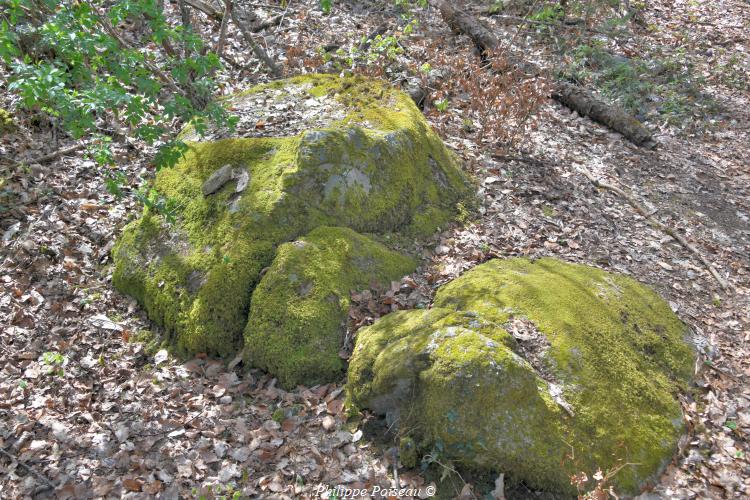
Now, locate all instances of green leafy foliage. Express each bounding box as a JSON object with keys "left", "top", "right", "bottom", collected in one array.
[
  {"left": 487, "top": 1, "right": 505, "bottom": 15},
  {"left": 0, "top": 108, "right": 14, "bottom": 132},
  {"left": 319, "top": 0, "right": 332, "bottom": 14},
  {"left": 393, "top": 0, "right": 428, "bottom": 13},
  {"left": 433, "top": 98, "right": 449, "bottom": 112},
  {"left": 41, "top": 351, "right": 66, "bottom": 377},
  {"left": 320, "top": 26, "right": 412, "bottom": 73},
  {"left": 529, "top": 4, "right": 564, "bottom": 22},
  {"left": 0, "top": 0, "right": 236, "bottom": 205}
]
